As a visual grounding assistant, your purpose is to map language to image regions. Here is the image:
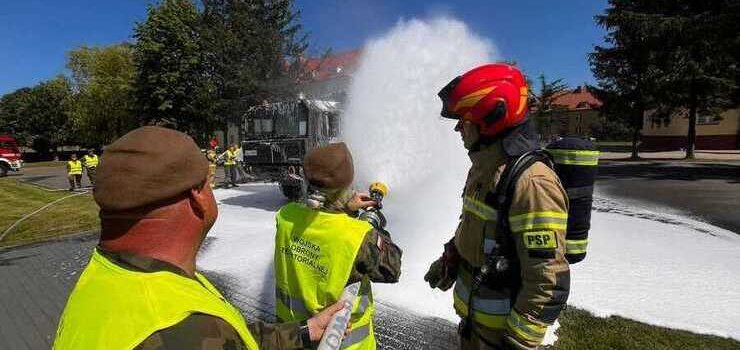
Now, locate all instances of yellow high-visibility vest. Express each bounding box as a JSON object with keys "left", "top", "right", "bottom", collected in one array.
[
  {"left": 53, "top": 249, "right": 259, "bottom": 350},
  {"left": 224, "top": 150, "right": 236, "bottom": 165},
  {"left": 83, "top": 154, "right": 99, "bottom": 168},
  {"left": 275, "top": 202, "right": 376, "bottom": 350},
  {"left": 67, "top": 160, "right": 82, "bottom": 175}
]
